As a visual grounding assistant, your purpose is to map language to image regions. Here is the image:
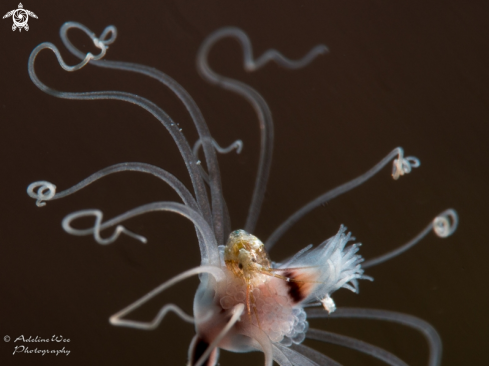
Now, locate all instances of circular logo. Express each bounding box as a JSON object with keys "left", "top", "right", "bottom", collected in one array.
[
  {"left": 4, "top": 335, "right": 10, "bottom": 342},
  {"left": 12, "top": 9, "right": 28, "bottom": 28}
]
